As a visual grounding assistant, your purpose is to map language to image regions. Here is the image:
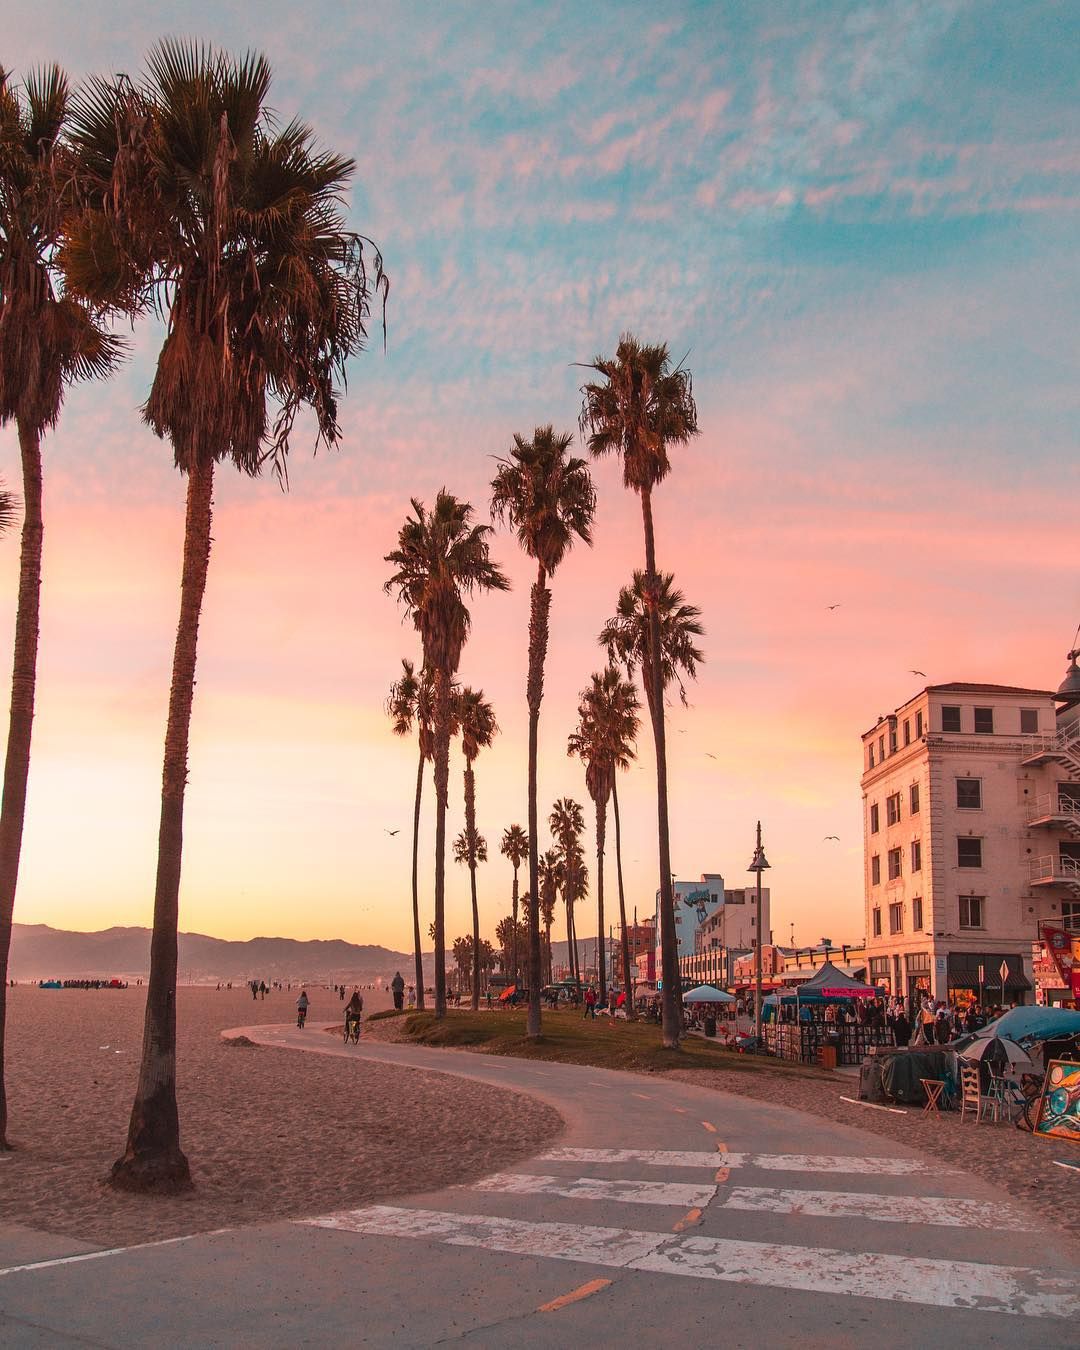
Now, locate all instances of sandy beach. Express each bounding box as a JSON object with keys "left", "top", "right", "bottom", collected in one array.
[{"left": 0, "top": 985, "right": 562, "bottom": 1247}]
